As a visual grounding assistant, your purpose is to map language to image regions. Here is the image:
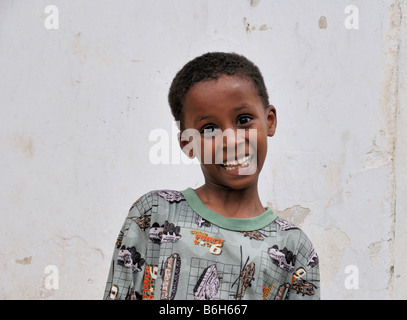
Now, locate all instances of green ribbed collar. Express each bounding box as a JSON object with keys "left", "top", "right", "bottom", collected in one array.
[{"left": 181, "top": 187, "right": 277, "bottom": 231}]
